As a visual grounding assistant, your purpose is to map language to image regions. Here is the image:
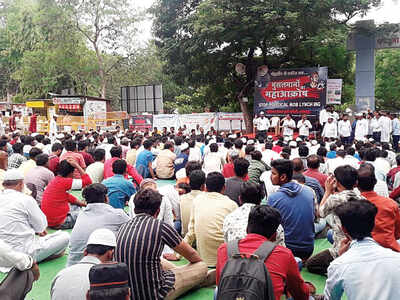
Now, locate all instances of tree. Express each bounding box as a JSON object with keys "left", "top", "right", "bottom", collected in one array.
[
  {"left": 152, "top": 0, "right": 380, "bottom": 132},
  {"left": 61, "top": 0, "right": 140, "bottom": 98},
  {"left": 376, "top": 49, "right": 400, "bottom": 110}
]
